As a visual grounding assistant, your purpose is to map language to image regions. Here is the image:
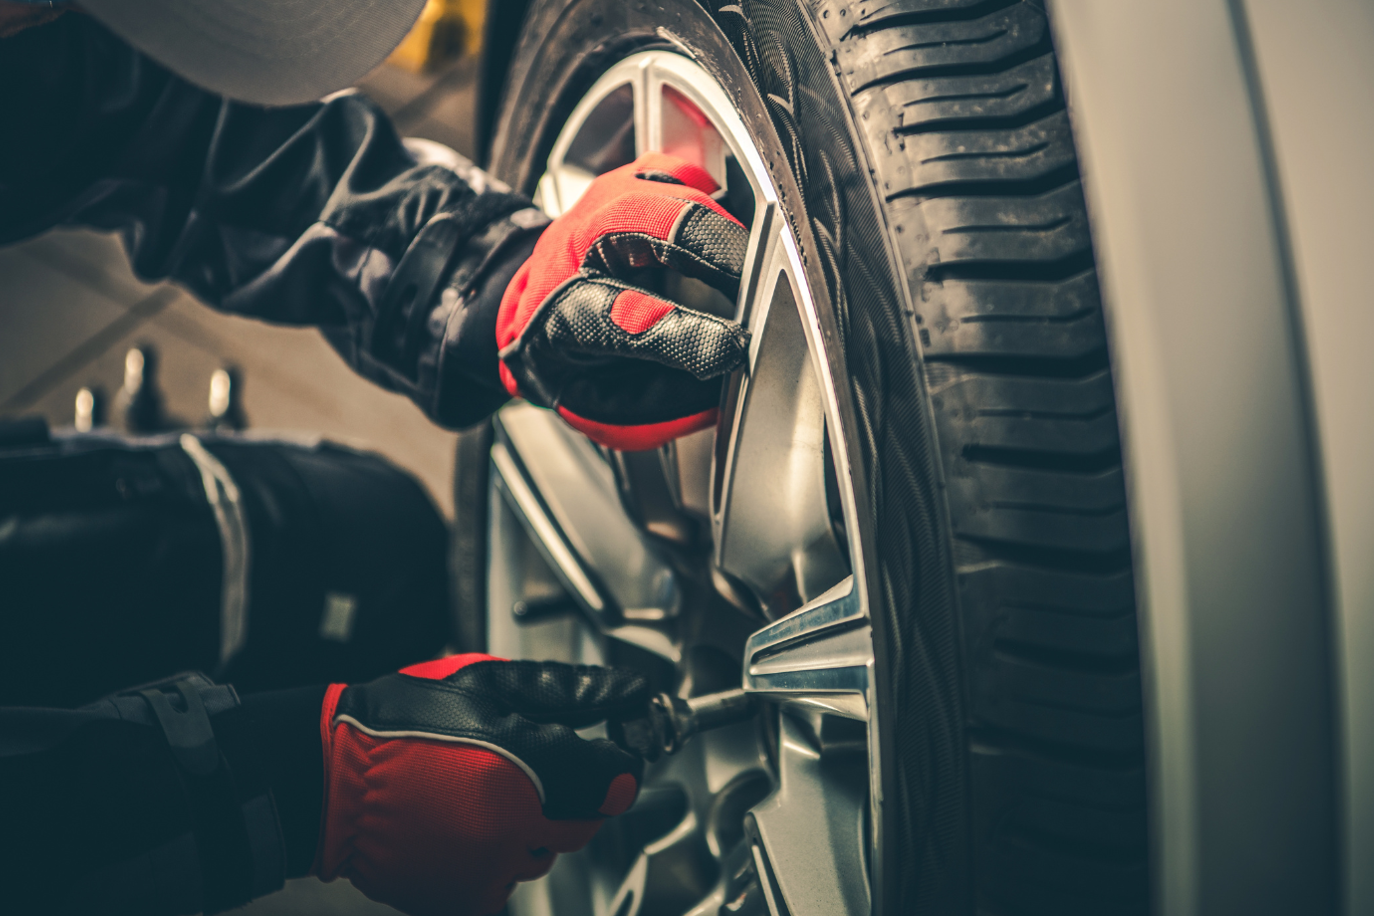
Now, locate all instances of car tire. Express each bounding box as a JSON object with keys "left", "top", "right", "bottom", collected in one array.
[{"left": 482, "top": 1, "right": 1148, "bottom": 913}]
